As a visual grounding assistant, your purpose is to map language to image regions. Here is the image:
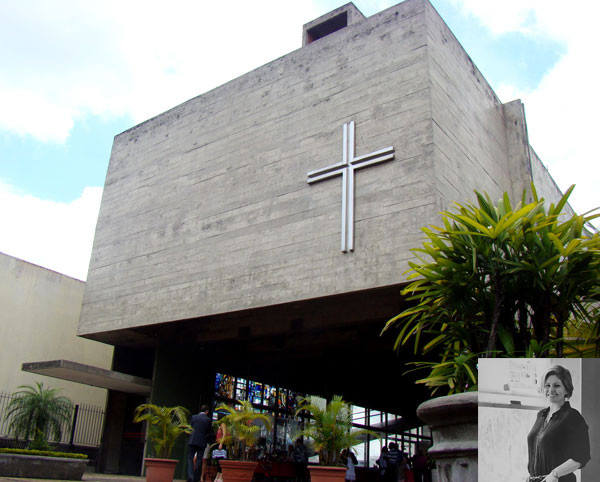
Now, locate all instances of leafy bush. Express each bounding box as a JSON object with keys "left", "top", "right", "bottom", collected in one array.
[
  {"left": 133, "top": 404, "right": 192, "bottom": 459},
  {"left": 294, "top": 395, "right": 378, "bottom": 466},
  {"left": 5, "top": 382, "right": 73, "bottom": 446},
  {"left": 383, "top": 185, "right": 600, "bottom": 394},
  {"left": 0, "top": 447, "right": 88, "bottom": 459},
  {"left": 215, "top": 400, "right": 272, "bottom": 461}
]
